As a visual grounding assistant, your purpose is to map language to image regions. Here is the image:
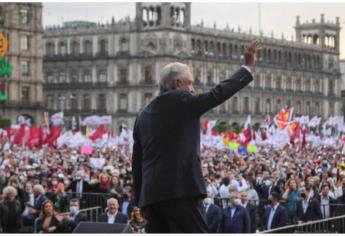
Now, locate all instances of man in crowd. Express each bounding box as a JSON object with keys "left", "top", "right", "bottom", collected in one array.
[
  {"left": 240, "top": 191, "right": 257, "bottom": 233},
  {"left": 63, "top": 198, "right": 87, "bottom": 232},
  {"left": 296, "top": 186, "right": 322, "bottom": 223},
  {"left": 219, "top": 192, "right": 251, "bottom": 233},
  {"left": 262, "top": 192, "right": 288, "bottom": 231},
  {"left": 99, "top": 198, "right": 128, "bottom": 224},
  {"left": 204, "top": 193, "right": 221, "bottom": 233}
]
